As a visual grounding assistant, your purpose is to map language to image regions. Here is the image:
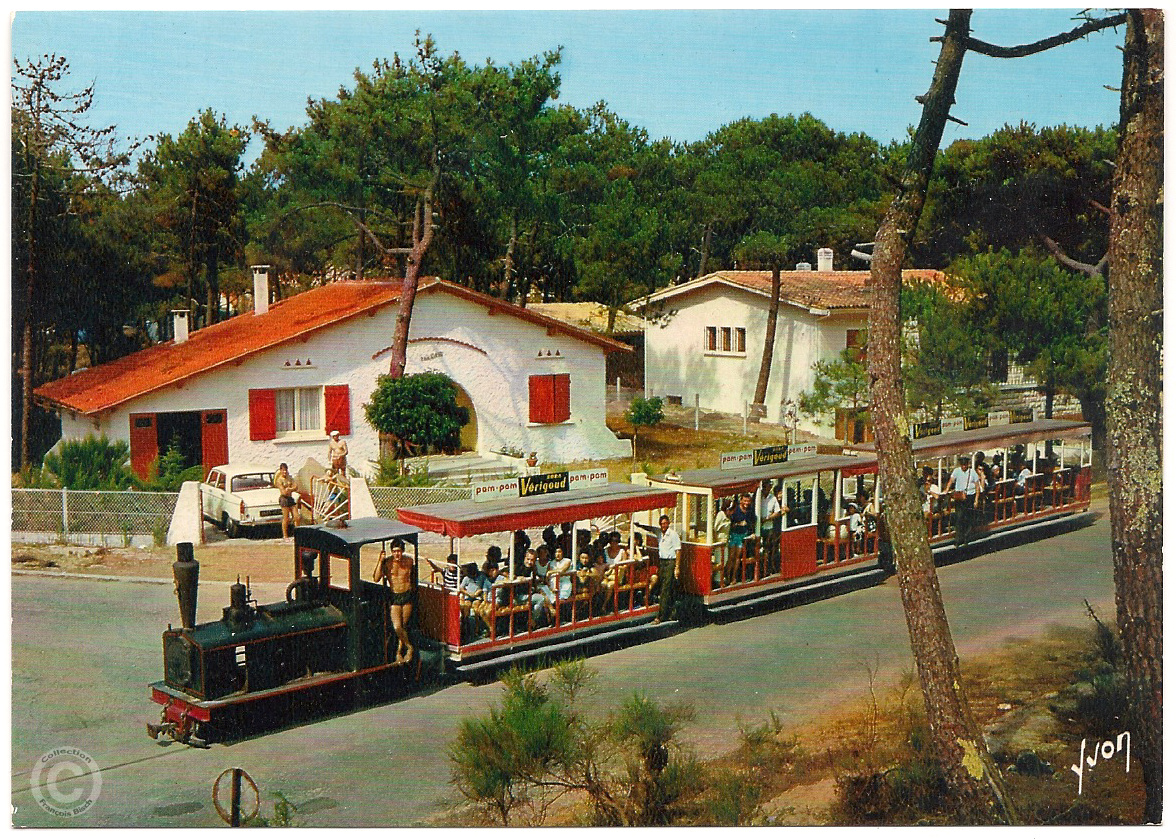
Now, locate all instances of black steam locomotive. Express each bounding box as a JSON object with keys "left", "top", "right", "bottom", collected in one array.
[{"left": 147, "top": 518, "right": 428, "bottom": 744}]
